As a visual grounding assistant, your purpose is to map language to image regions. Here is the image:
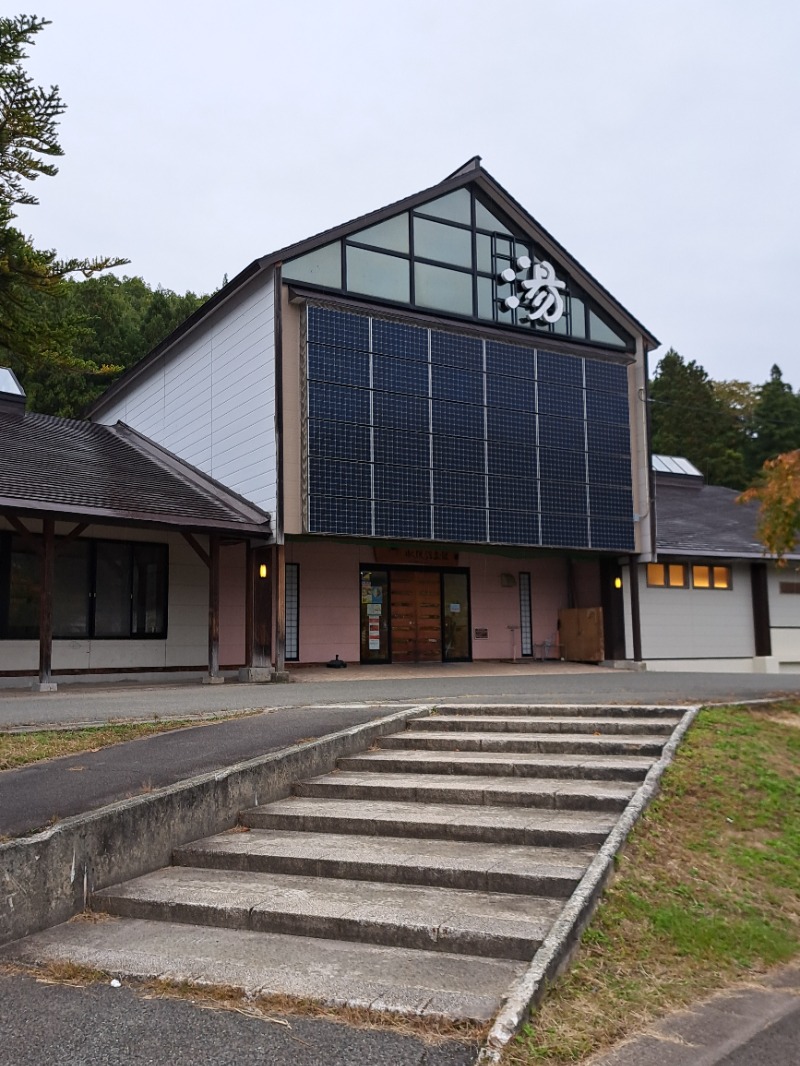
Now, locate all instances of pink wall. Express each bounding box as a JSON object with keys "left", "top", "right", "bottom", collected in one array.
[
  {"left": 285, "top": 539, "right": 599, "bottom": 664},
  {"left": 219, "top": 542, "right": 246, "bottom": 667},
  {"left": 285, "top": 540, "right": 363, "bottom": 664}
]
